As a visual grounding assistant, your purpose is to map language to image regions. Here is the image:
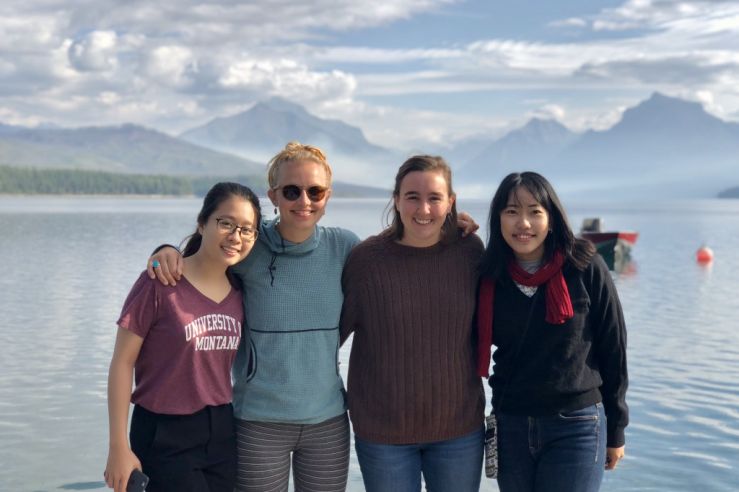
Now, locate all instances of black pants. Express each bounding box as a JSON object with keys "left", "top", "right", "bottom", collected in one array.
[{"left": 130, "top": 403, "right": 237, "bottom": 492}]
